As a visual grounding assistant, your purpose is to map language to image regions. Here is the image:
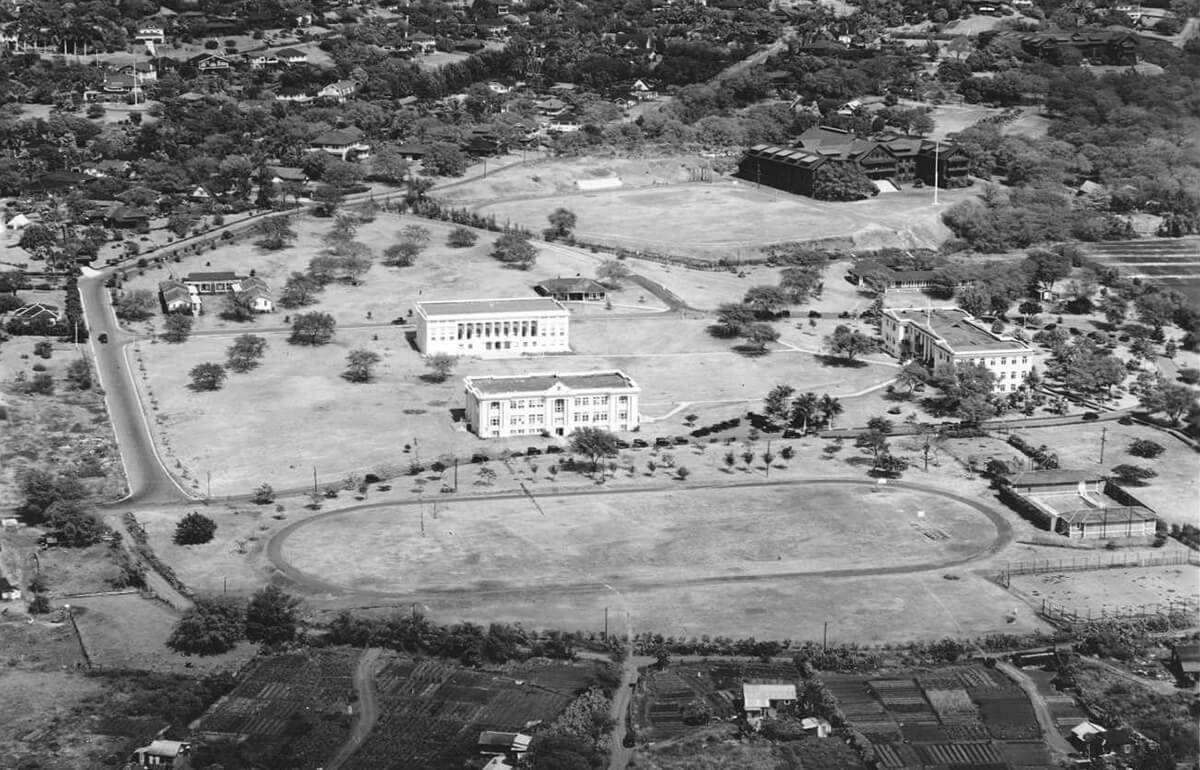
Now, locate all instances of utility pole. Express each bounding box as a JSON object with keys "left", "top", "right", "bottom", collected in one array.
[
  {"left": 1099, "top": 426, "right": 1107, "bottom": 463},
  {"left": 312, "top": 466, "right": 318, "bottom": 500},
  {"left": 604, "top": 607, "right": 609, "bottom": 641},
  {"left": 453, "top": 459, "right": 458, "bottom": 492},
  {"left": 932, "top": 140, "right": 940, "bottom": 206},
  {"left": 207, "top": 470, "right": 212, "bottom": 500},
  {"left": 823, "top": 620, "right": 828, "bottom": 652}
]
